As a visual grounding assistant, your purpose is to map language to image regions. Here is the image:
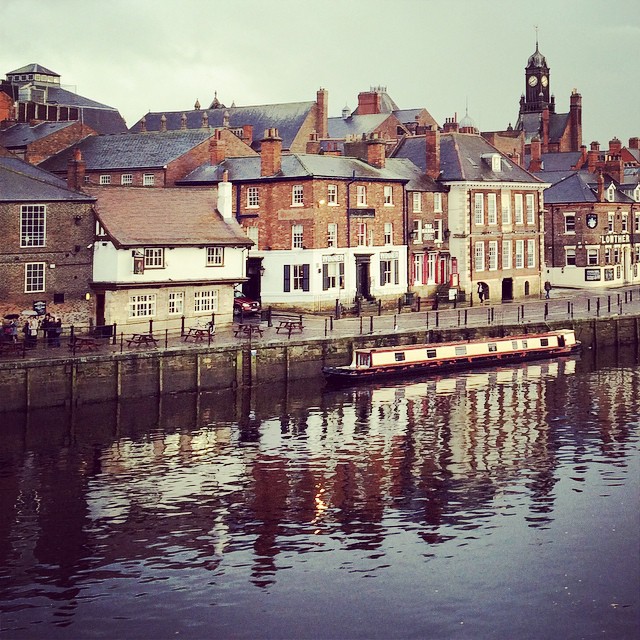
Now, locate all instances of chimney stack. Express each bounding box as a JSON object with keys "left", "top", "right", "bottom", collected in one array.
[
  {"left": 306, "top": 130, "right": 321, "bottom": 155},
  {"left": 528, "top": 136, "right": 543, "bottom": 172},
  {"left": 160, "top": 114, "right": 167, "bottom": 133},
  {"left": 316, "top": 88, "right": 328, "bottom": 139},
  {"left": 629, "top": 137, "right": 639, "bottom": 150},
  {"left": 67, "top": 148, "right": 86, "bottom": 191},
  {"left": 217, "top": 169, "right": 233, "bottom": 219},
  {"left": 569, "top": 89, "right": 582, "bottom": 151},
  {"left": 260, "top": 128, "right": 282, "bottom": 176},
  {"left": 608, "top": 137, "right": 622, "bottom": 155},
  {"left": 209, "top": 129, "right": 226, "bottom": 165},
  {"left": 597, "top": 171, "right": 605, "bottom": 202},
  {"left": 425, "top": 127, "right": 441, "bottom": 179},
  {"left": 356, "top": 89, "right": 382, "bottom": 115},
  {"left": 366, "top": 133, "right": 386, "bottom": 168}
]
